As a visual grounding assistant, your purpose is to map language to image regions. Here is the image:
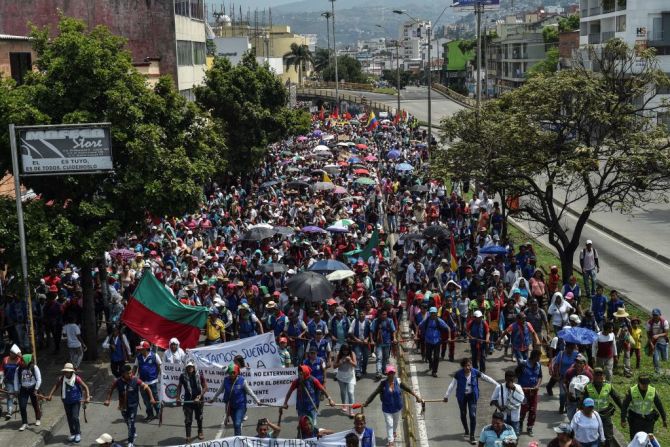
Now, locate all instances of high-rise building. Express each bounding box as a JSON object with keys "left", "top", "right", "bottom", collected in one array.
[{"left": 0, "top": 0, "right": 208, "bottom": 99}]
